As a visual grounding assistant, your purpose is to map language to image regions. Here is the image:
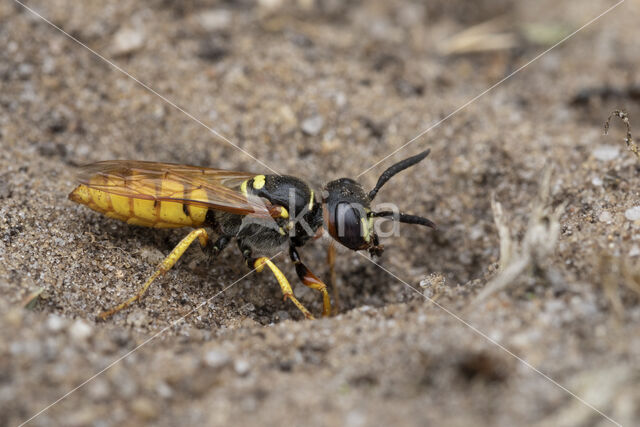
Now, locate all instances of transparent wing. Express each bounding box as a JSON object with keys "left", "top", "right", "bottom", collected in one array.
[{"left": 76, "top": 160, "right": 280, "bottom": 217}]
